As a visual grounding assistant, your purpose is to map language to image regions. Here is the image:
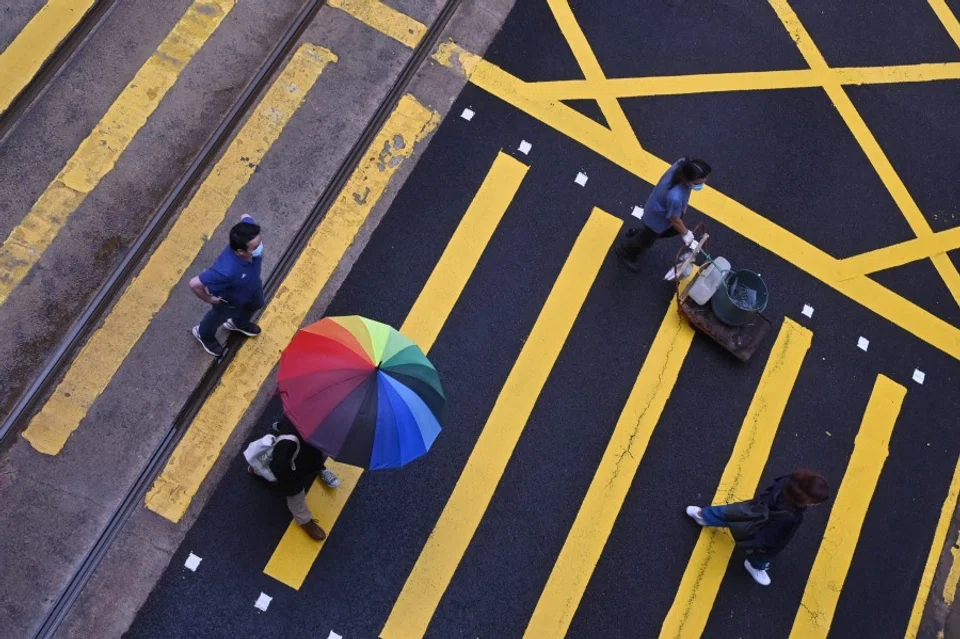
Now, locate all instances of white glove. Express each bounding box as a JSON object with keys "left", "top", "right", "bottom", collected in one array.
[{"left": 682, "top": 230, "right": 695, "bottom": 247}]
